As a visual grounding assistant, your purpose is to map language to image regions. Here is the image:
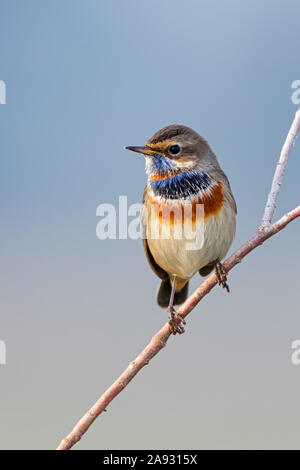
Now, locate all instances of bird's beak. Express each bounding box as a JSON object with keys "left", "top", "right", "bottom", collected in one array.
[{"left": 124, "top": 146, "right": 156, "bottom": 156}]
